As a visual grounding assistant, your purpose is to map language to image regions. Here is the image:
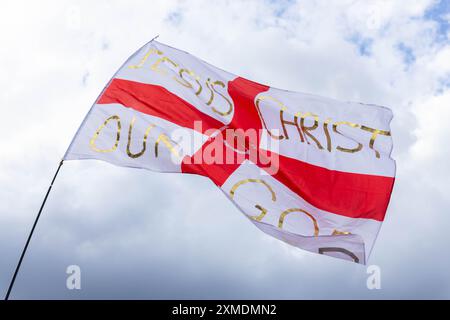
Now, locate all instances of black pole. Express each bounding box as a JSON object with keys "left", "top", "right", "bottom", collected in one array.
[{"left": 5, "top": 160, "right": 64, "bottom": 300}]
